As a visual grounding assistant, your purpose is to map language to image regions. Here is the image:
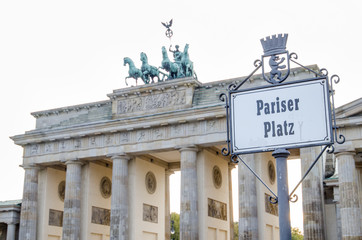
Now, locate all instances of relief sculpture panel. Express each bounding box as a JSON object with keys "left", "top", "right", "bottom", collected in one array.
[
  {"left": 208, "top": 198, "right": 227, "bottom": 221},
  {"left": 265, "top": 193, "right": 278, "bottom": 216},
  {"left": 91, "top": 206, "right": 110, "bottom": 226},
  {"left": 117, "top": 90, "right": 186, "bottom": 115},
  {"left": 143, "top": 204, "right": 158, "bottom": 223},
  {"left": 49, "top": 209, "right": 63, "bottom": 227}
]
